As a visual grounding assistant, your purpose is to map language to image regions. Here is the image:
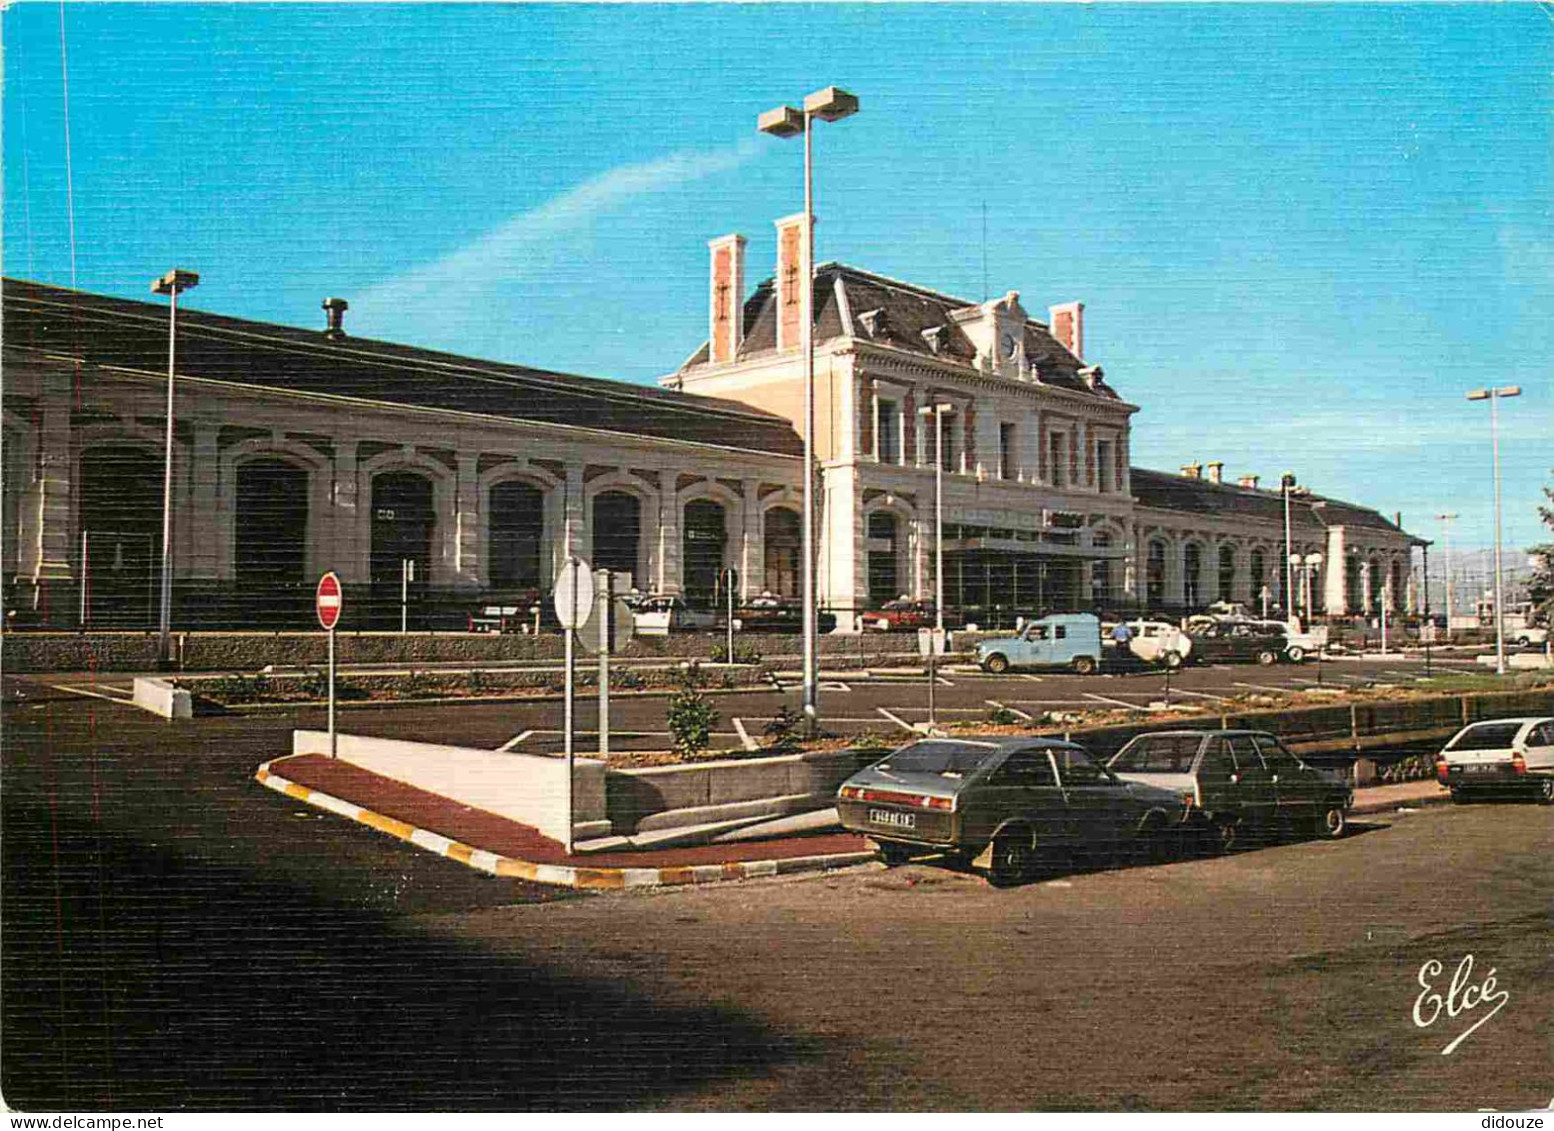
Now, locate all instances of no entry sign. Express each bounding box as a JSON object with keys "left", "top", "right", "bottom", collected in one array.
[{"left": 316, "top": 571, "right": 343, "bottom": 631}]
